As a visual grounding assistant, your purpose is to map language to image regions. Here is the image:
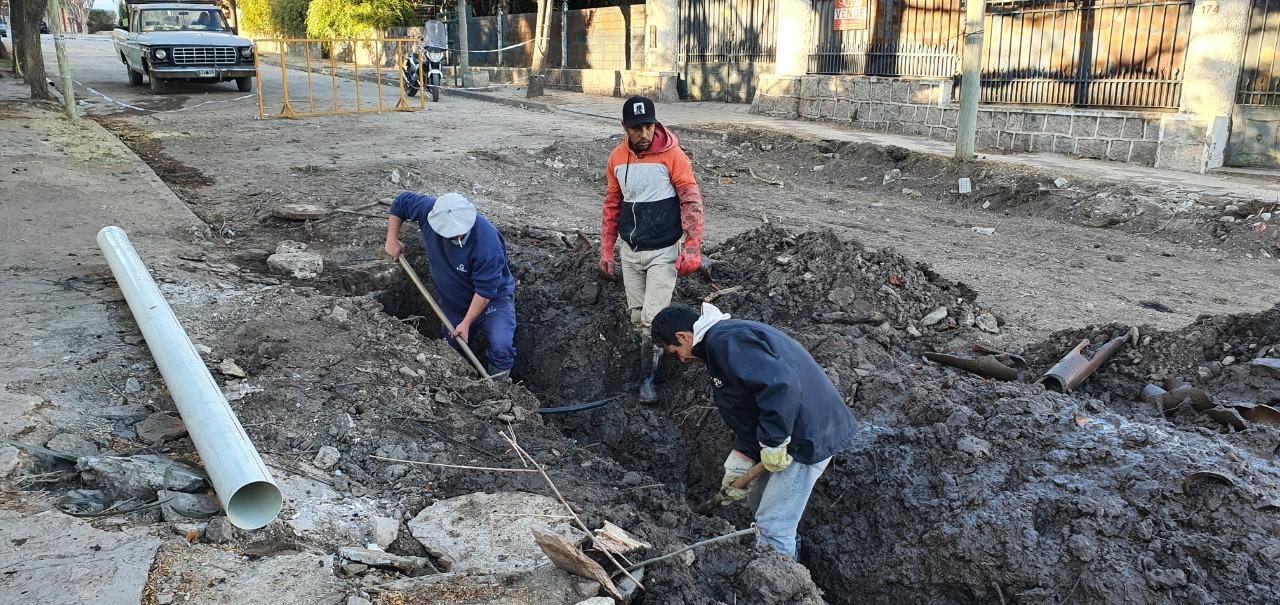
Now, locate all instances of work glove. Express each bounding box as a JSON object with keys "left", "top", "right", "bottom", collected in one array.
[
  {"left": 759, "top": 437, "right": 793, "bottom": 473},
  {"left": 598, "top": 251, "right": 618, "bottom": 281},
  {"left": 675, "top": 243, "right": 701, "bottom": 277},
  {"left": 720, "top": 450, "right": 755, "bottom": 504}
]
